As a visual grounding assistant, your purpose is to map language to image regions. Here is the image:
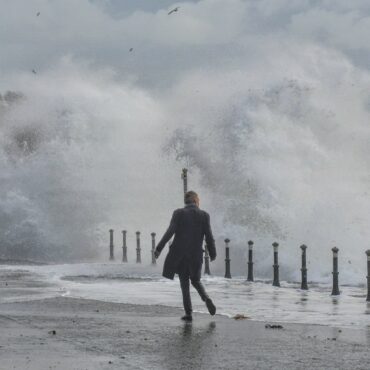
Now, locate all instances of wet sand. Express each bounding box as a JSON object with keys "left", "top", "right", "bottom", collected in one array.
[{"left": 0, "top": 296, "right": 369, "bottom": 370}]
